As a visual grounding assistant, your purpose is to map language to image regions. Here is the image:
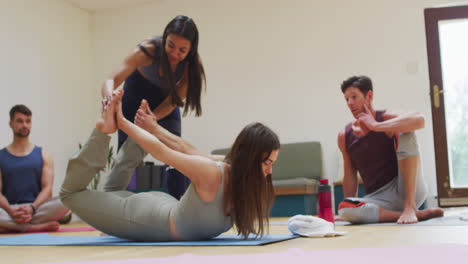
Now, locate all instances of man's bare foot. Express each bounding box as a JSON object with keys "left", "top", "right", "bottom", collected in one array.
[
  {"left": 96, "top": 89, "right": 124, "bottom": 133},
  {"left": 26, "top": 221, "right": 60, "bottom": 232},
  {"left": 416, "top": 208, "right": 444, "bottom": 221},
  {"left": 397, "top": 207, "right": 418, "bottom": 224}
]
